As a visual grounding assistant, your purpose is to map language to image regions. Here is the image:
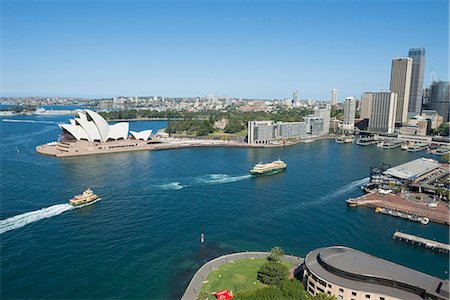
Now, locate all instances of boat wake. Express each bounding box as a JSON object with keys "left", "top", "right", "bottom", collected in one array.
[
  {"left": 2, "top": 119, "right": 62, "bottom": 125},
  {"left": 194, "top": 174, "right": 252, "bottom": 185},
  {"left": 310, "top": 177, "right": 370, "bottom": 206},
  {"left": 0, "top": 204, "right": 74, "bottom": 234},
  {"left": 156, "top": 174, "right": 252, "bottom": 190}
]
